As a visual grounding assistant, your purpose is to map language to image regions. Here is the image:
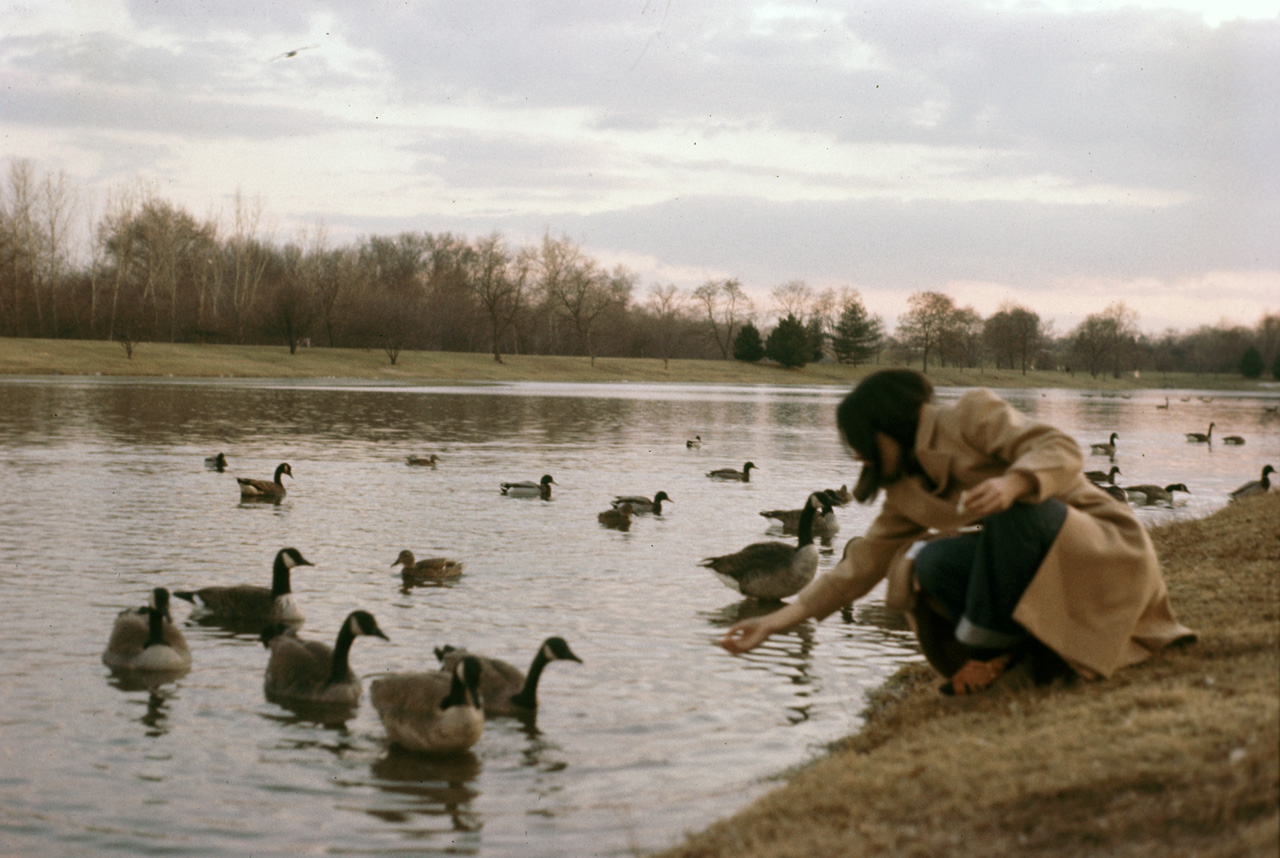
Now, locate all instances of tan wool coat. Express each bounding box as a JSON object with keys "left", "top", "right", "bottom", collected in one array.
[{"left": 796, "top": 388, "right": 1195, "bottom": 678}]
